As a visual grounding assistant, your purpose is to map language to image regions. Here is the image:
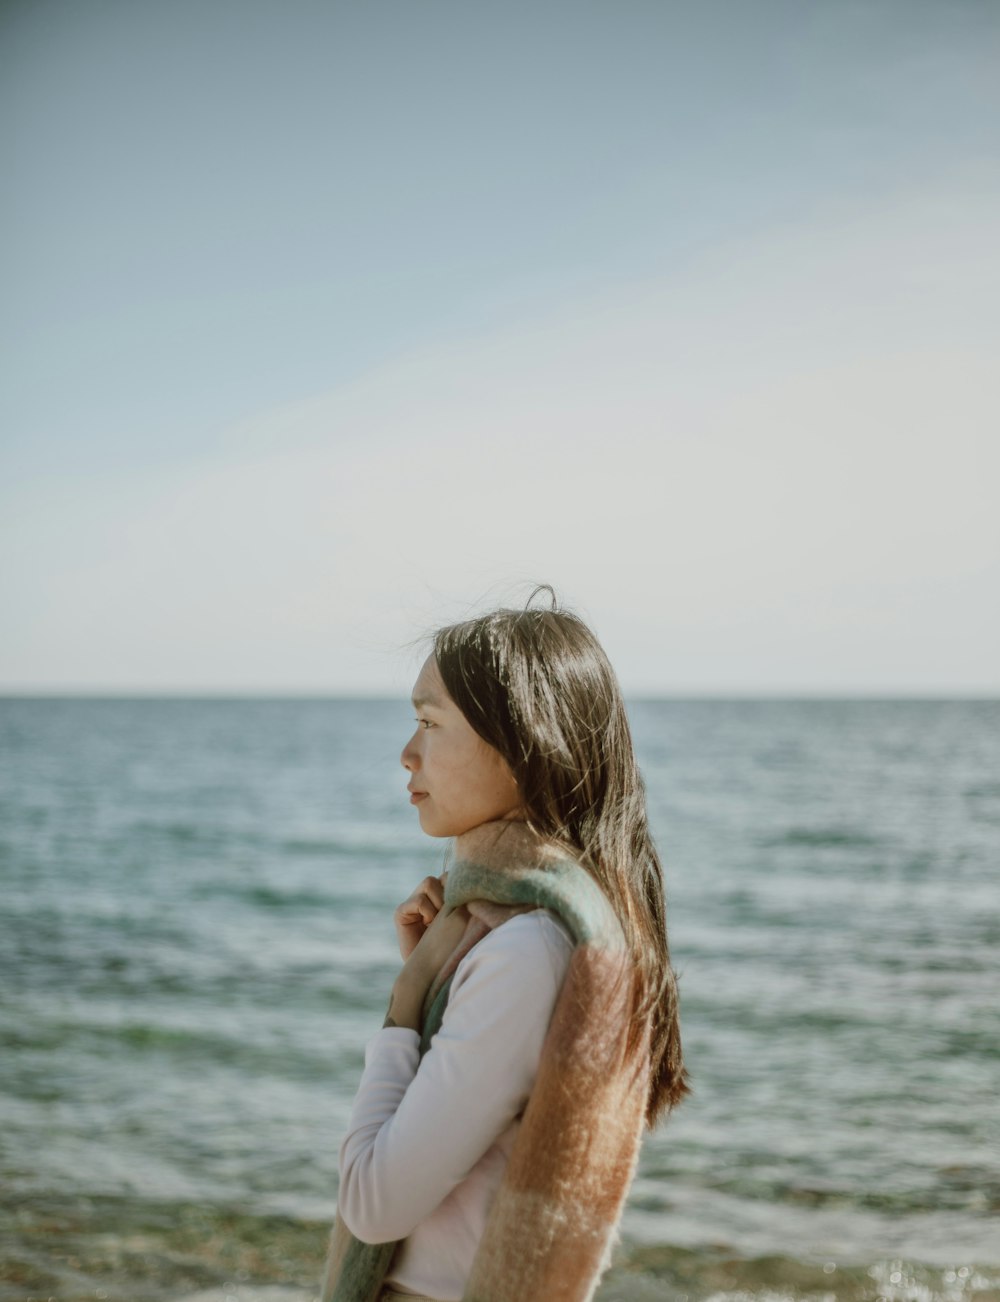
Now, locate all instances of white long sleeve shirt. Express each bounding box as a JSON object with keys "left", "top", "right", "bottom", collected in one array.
[{"left": 337, "top": 909, "right": 574, "bottom": 1301}]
